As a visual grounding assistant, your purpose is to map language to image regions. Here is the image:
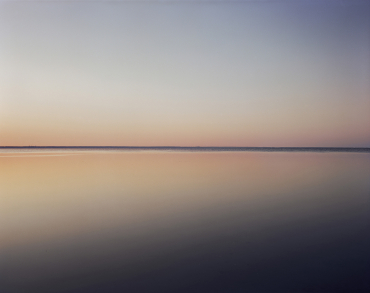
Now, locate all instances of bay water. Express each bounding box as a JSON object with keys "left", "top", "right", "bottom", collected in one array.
[{"left": 1, "top": 150, "right": 369, "bottom": 292}]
